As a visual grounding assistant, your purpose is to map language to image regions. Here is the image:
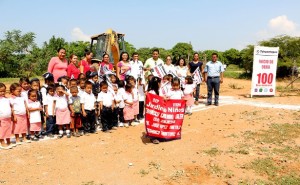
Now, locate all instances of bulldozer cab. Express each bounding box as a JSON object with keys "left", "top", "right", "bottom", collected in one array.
[{"left": 90, "top": 30, "right": 126, "bottom": 68}]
